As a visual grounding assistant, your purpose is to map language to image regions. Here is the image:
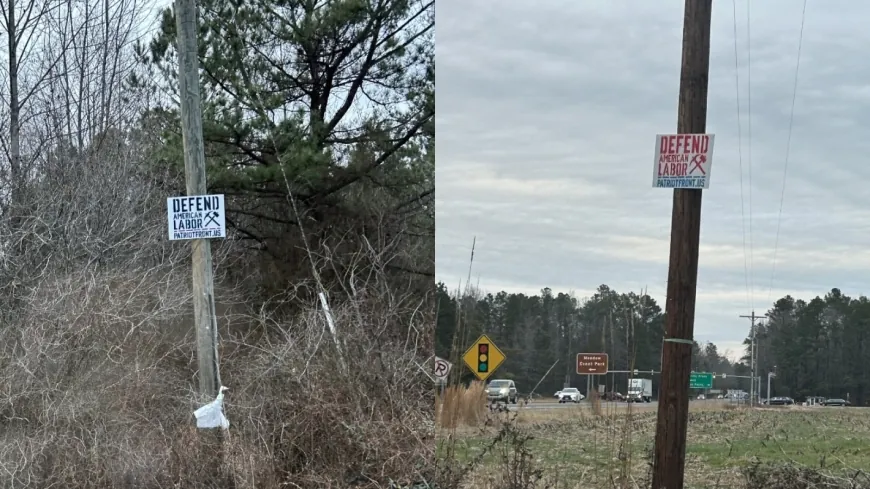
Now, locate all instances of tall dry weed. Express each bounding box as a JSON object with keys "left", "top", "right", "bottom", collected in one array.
[{"left": 436, "top": 382, "right": 486, "bottom": 429}]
